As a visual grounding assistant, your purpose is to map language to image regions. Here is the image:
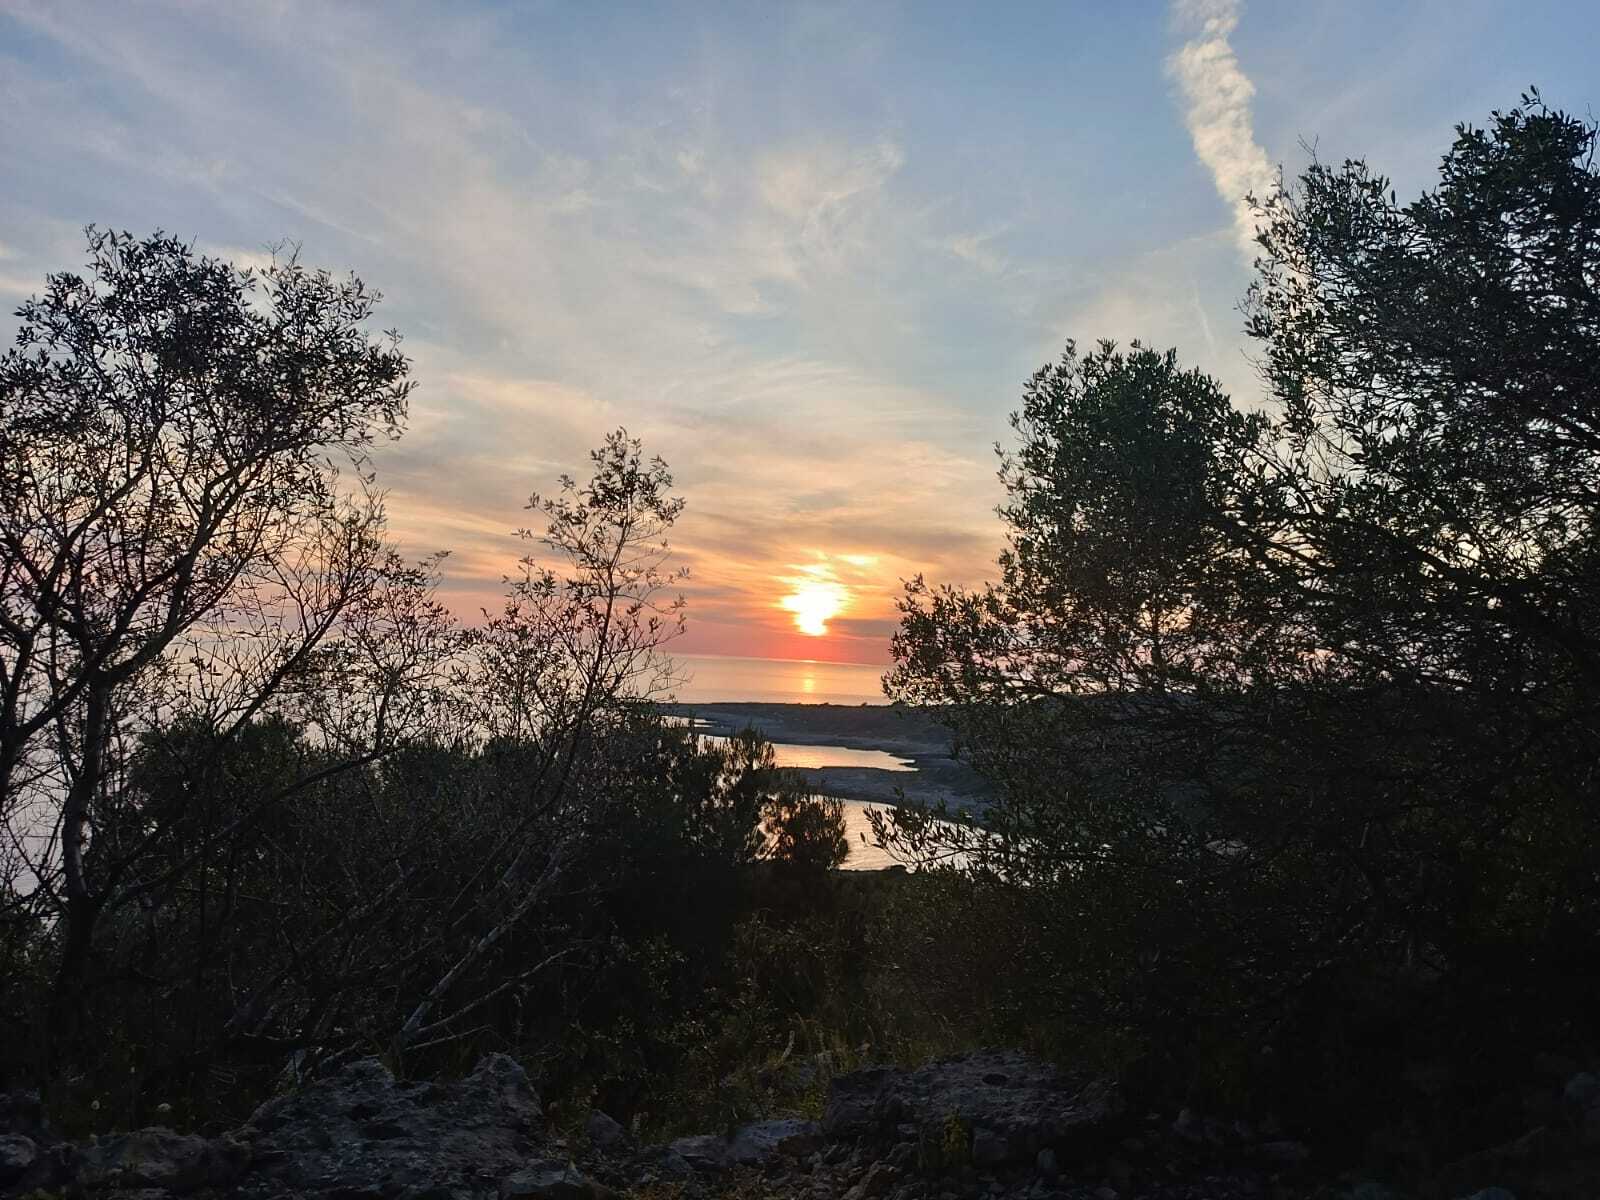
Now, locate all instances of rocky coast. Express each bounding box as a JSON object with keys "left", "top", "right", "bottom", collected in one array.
[{"left": 665, "top": 703, "right": 993, "bottom": 812}]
